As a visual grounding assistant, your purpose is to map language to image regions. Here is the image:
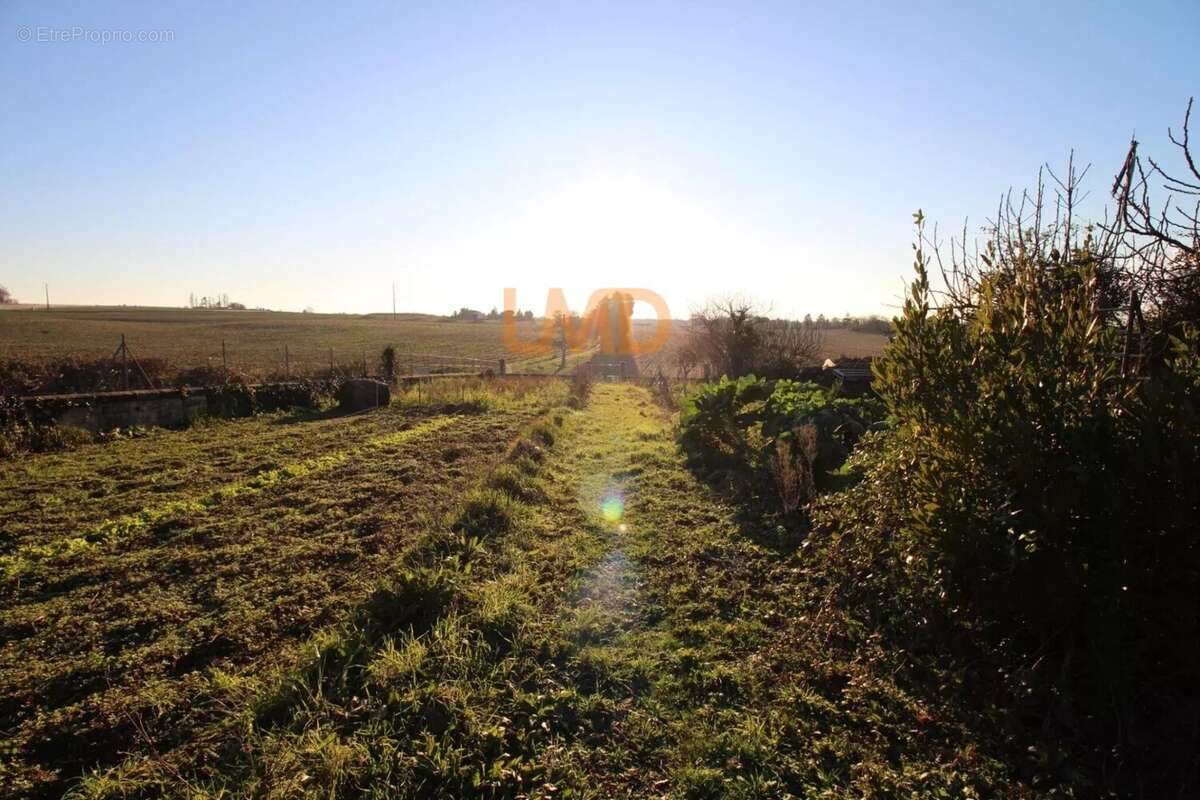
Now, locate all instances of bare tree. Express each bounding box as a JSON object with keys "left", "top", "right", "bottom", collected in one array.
[
  {"left": 758, "top": 317, "right": 825, "bottom": 376},
  {"left": 915, "top": 98, "right": 1200, "bottom": 384},
  {"left": 1108, "top": 97, "right": 1200, "bottom": 329},
  {"left": 686, "top": 297, "right": 822, "bottom": 379},
  {"left": 1112, "top": 97, "right": 1200, "bottom": 257},
  {"left": 0, "top": 285, "right": 15, "bottom": 305}
]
